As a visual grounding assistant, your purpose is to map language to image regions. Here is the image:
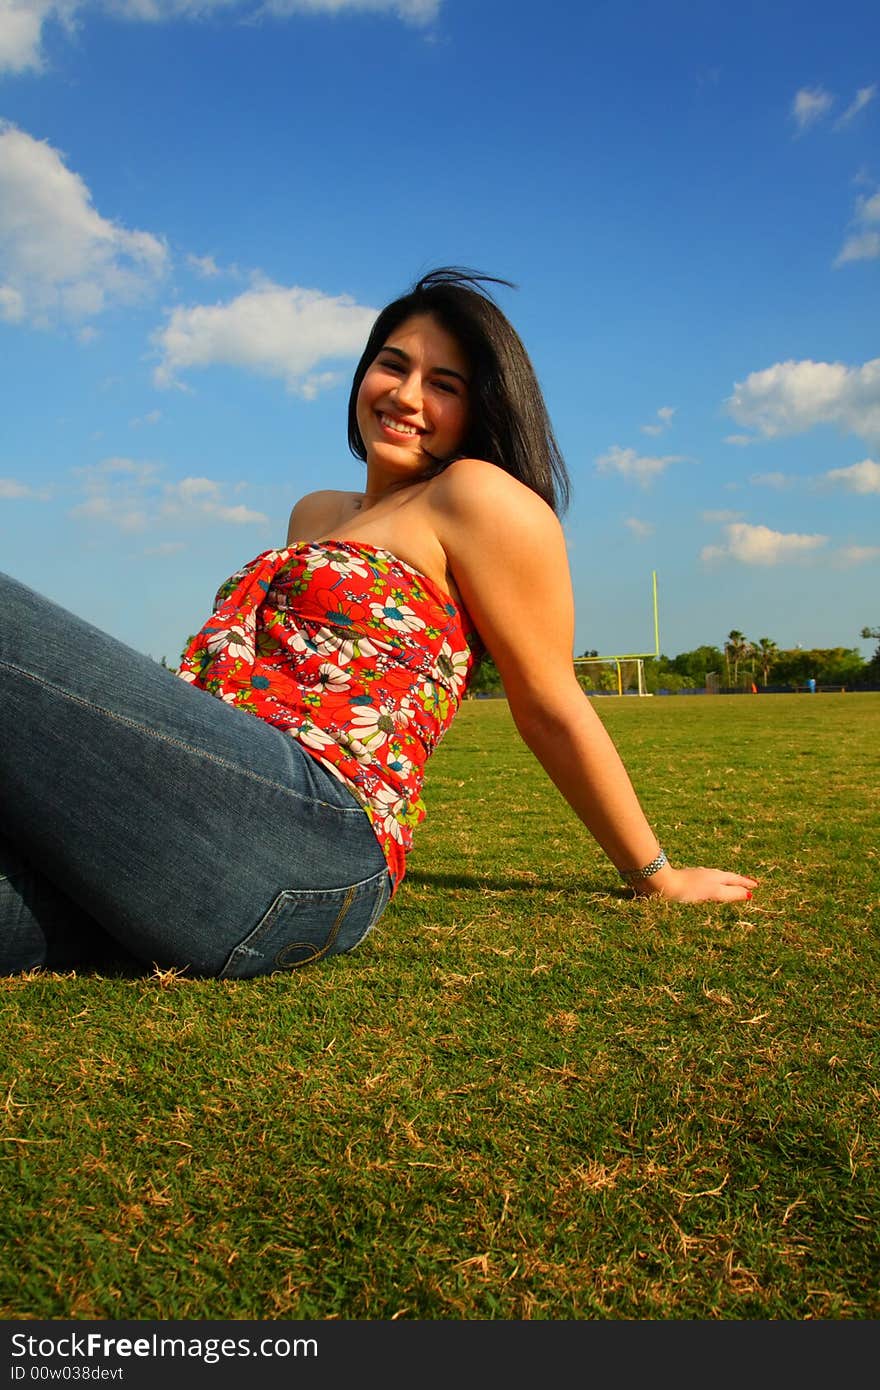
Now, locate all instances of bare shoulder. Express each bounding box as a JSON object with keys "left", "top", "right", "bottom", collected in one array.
[
  {"left": 431, "top": 457, "right": 563, "bottom": 549},
  {"left": 426, "top": 459, "right": 575, "bottom": 698},
  {"left": 286, "top": 490, "right": 355, "bottom": 543}
]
